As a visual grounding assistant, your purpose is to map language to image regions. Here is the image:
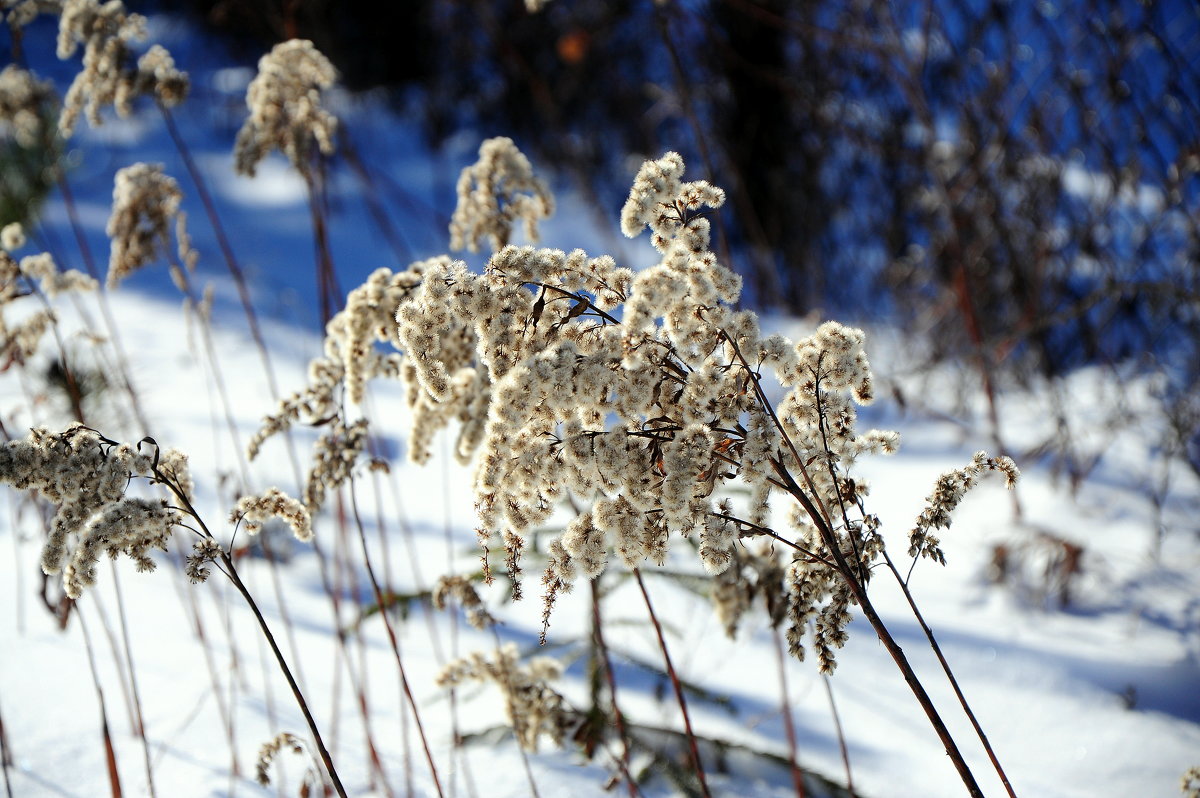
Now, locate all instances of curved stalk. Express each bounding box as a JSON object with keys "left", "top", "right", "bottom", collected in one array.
[{"left": 220, "top": 552, "right": 349, "bottom": 798}]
